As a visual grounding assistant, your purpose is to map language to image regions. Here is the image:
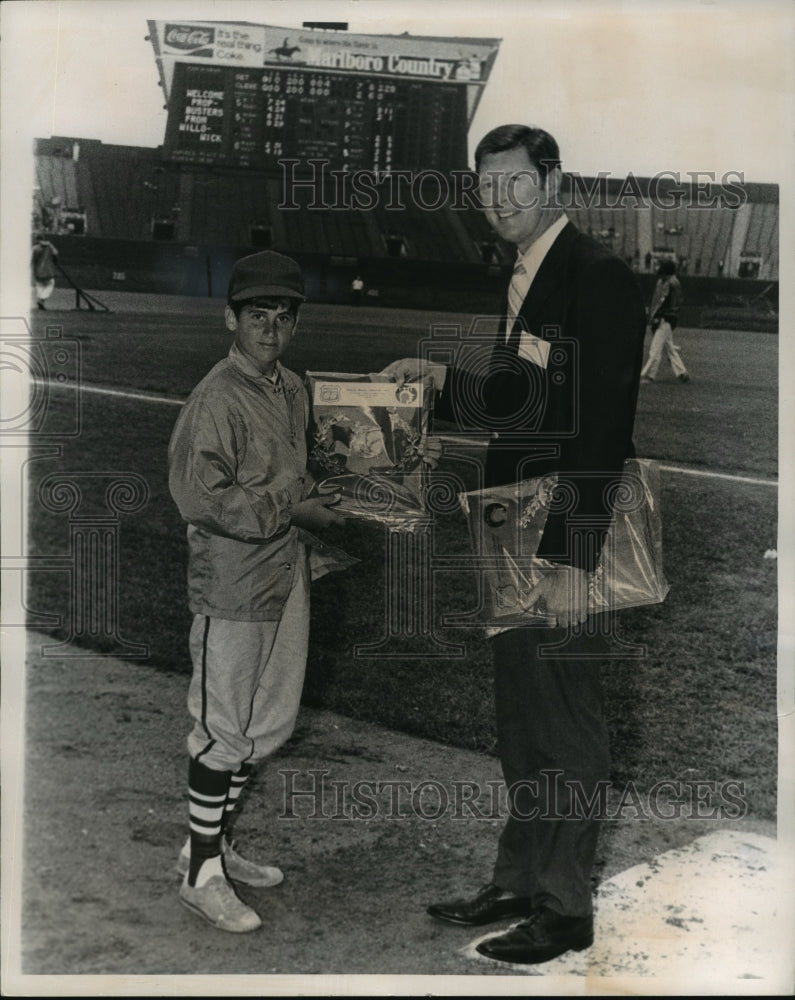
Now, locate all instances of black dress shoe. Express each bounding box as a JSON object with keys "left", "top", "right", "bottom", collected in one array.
[
  {"left": 427, "top": 883, "right": 535, "bottom": 927},
  {"left": 476, "top": 906, "right": 594, "bottom": 964}
]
